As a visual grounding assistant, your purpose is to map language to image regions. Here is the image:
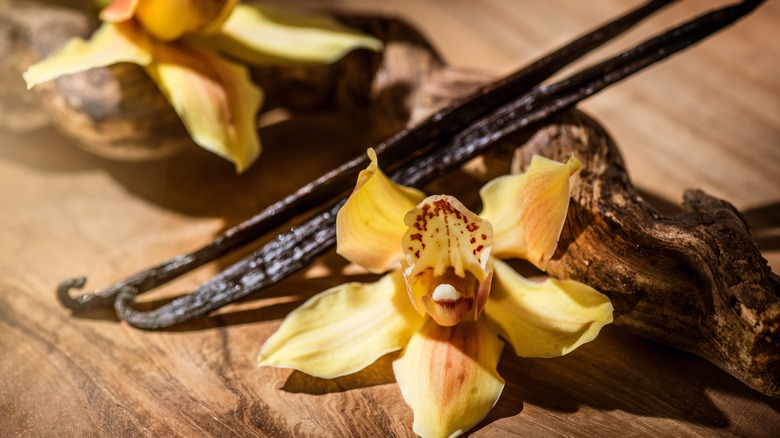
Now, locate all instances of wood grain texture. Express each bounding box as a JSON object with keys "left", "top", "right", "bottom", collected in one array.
[{"left": 1, "top": 0, "right": 779, "bottom": 436}]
